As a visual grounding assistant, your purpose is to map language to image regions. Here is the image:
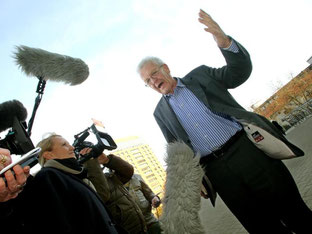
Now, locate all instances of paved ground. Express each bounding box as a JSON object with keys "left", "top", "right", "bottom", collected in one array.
[{"left": 198, "top": 117, "right": 312, "bottom": 234}]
